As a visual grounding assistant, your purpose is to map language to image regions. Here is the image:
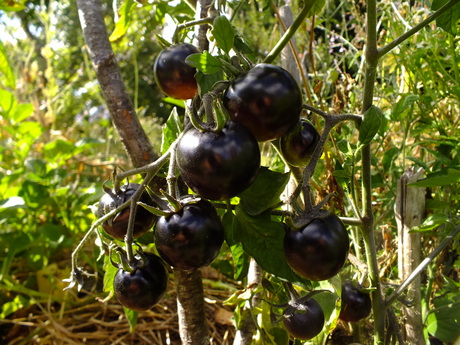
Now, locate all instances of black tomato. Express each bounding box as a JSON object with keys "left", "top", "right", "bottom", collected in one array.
[
  {"left": 339, "top": 281, "right": 372, "bottom": 322},
  {"left": 154, "top": 198, "right": 225, "bottom": 271},
  {"left": 114, "top": 252, "right": 168, "bottom": 311},
  {"left": 153, "top": 43, "right": 199, "bottom": 100},
  {"left": 283, "top": 298, "right": 325, "bottom": 340},
  {"left": 280, "top": 119, "right": 320, "bottom": 167},
  {"left": 283, "top": 213, "right": 349, "bottom": 281},
  {"left": 223, "top": 63, "right": 302, "bottom": 142},
  {"left": 176, "top": 121, "right": 260, "bottom": 201},
  {"left": 96, "top": 183, "right": 157, "bottom": 240}
]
